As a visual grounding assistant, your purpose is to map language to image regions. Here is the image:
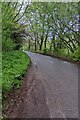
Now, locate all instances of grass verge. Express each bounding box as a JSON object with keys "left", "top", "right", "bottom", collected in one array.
[{"left": 2, "top": 50, "right": 30, "bottom": 96}]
